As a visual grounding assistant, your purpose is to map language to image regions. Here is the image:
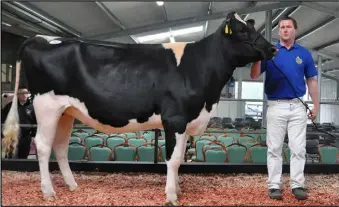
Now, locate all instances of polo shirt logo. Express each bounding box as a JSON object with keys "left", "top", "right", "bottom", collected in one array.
[{"left": 296, "top": 56, "right": 303, "bottom": 65}]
